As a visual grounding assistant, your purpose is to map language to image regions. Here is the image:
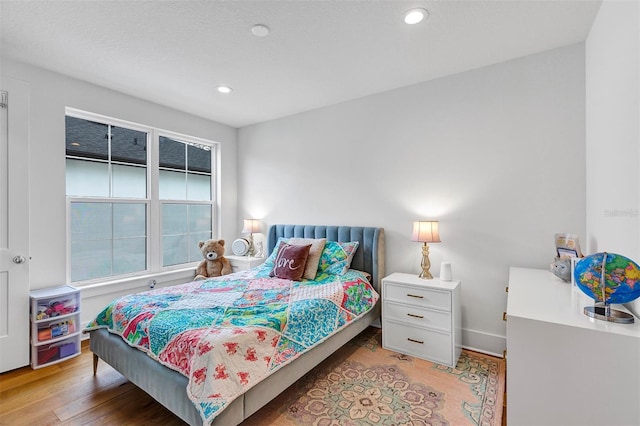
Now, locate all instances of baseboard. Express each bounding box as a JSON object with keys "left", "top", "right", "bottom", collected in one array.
[{"left": 462, "top": 327, "right": 506, "bottom": 358}]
